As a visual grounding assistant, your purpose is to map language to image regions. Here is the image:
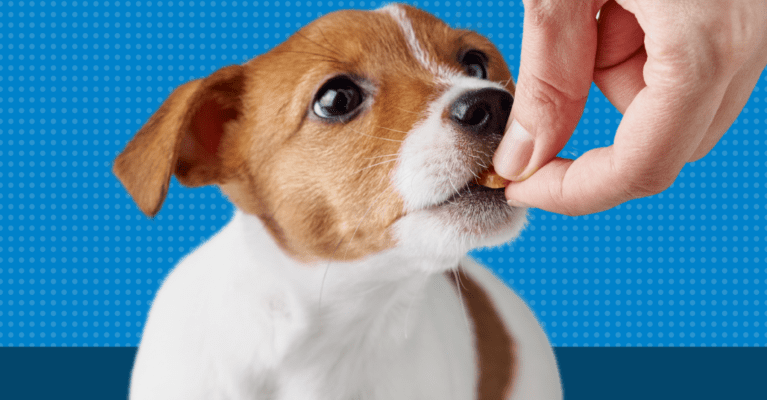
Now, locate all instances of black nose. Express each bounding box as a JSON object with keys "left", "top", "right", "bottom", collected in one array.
[{"left": 449, "top": 88, "right": 513, "bottom": 137}]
